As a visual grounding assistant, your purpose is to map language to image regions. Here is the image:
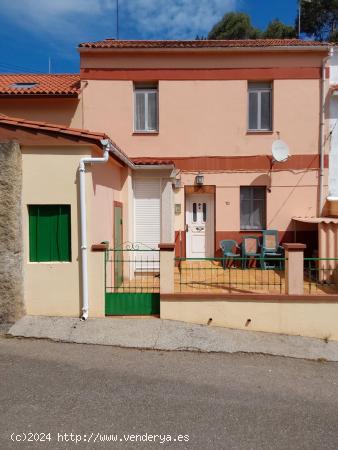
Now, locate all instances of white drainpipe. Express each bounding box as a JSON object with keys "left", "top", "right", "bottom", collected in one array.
[
  {"left": 319, "top": 47, "right": 333, "bottom": 214},
  {"left": 78, "top": 138, "right": 174, "bottom": 321},
  {"left": 79, "top": 139, "right": 110, "bottom": 320}
]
